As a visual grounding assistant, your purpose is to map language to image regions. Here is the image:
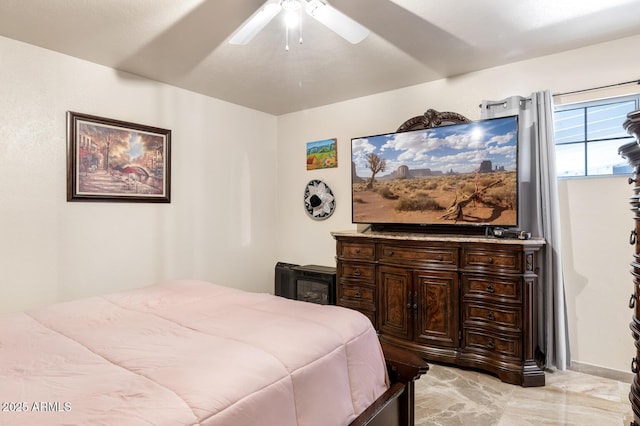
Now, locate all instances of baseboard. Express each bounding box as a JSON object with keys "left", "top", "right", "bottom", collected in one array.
[{"left": 569, "top": 360, "right": 633, "bottom": 383}]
